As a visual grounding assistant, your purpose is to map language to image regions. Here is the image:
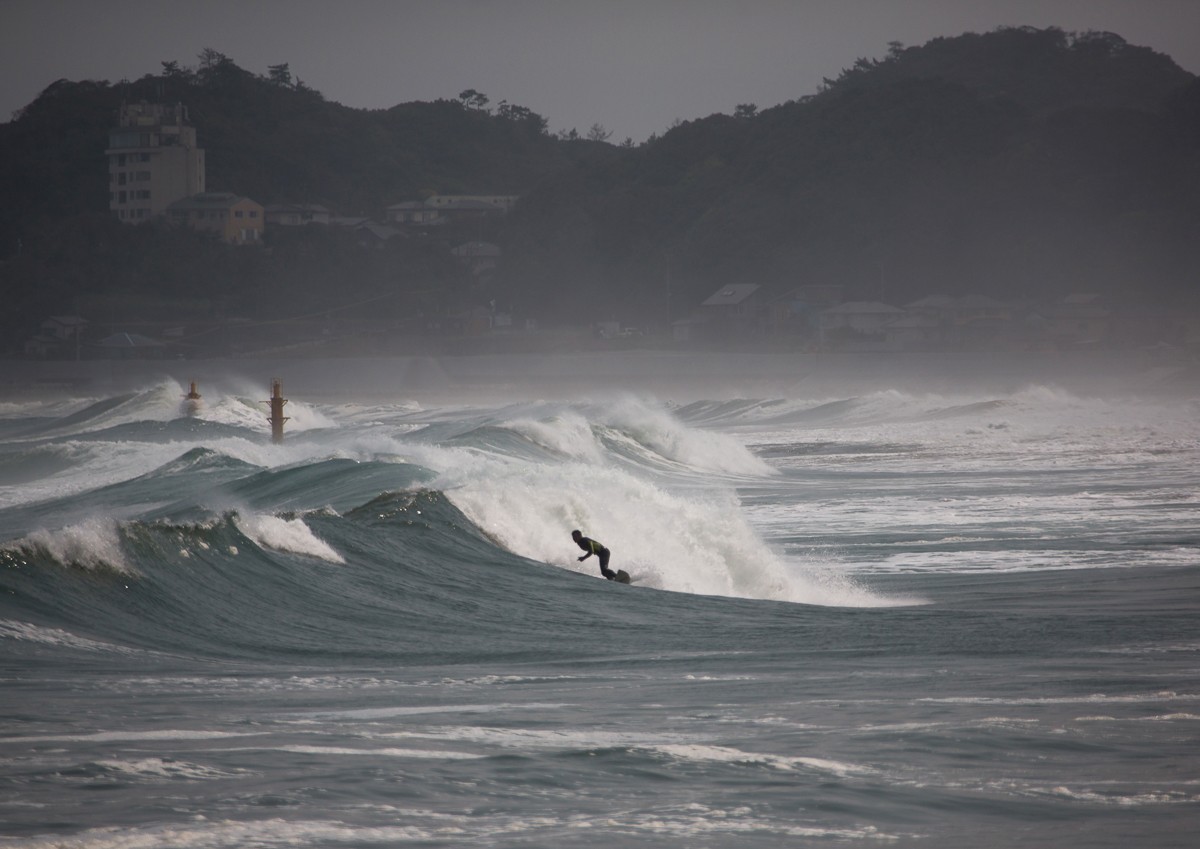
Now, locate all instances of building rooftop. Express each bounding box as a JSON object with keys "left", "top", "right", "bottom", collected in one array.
[
  {"left": 702, "top": 284, "right": 761, "bottom": 306},
  {"left": 168, "top": 192, "right": 257, "bottom": 211}
]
